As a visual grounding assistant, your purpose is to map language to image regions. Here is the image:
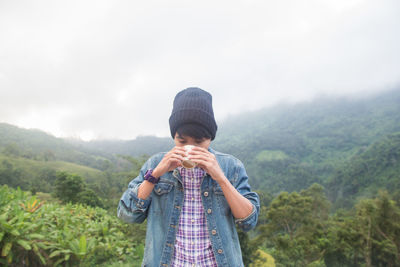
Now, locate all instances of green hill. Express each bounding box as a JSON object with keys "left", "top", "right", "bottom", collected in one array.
[{"left": 0, "top": 123, "right": 113, "bottom": 171}]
